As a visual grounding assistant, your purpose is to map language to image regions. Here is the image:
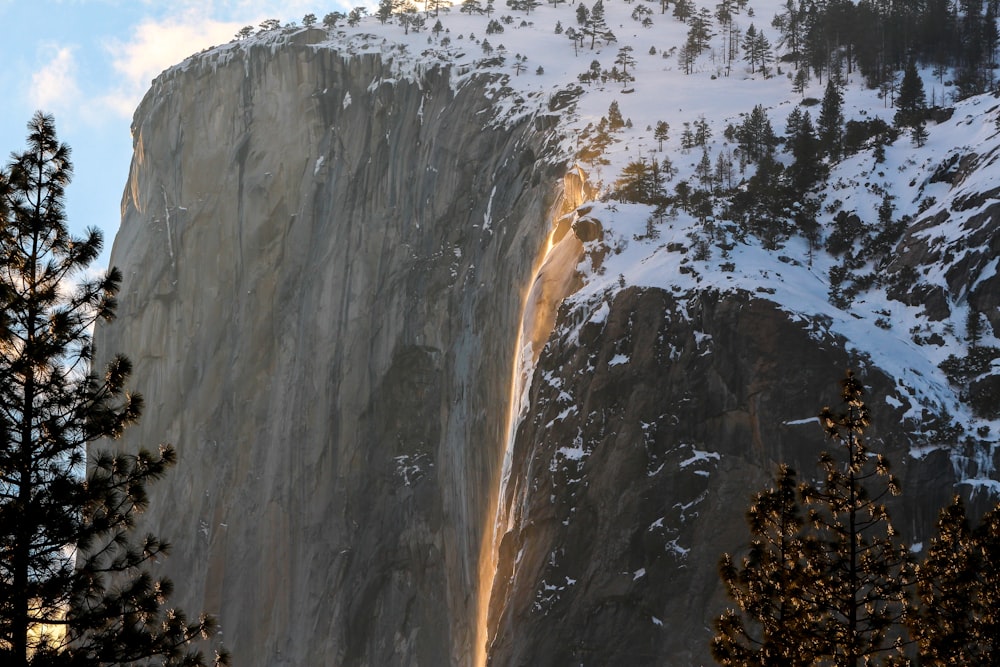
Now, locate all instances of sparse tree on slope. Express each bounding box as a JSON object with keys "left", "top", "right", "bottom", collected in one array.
[
  {"left": 754, "top": 30, "right": 775, "bottom": 78},
  {"left": 584, "top": 0, "right": 615, "bottom": 49},
  {"left": 818, "top": 78, "right": 845, "bottom": 160},
  {"left": 787, "top": 109, "right": 824, "bottom": 194},
  {"left": 323, "top": 11, "right": 346, "bottom": 29},
  {"left": 615, "top": 45, "right": 636, "bottom": 79},
  {"left": 347, "top": 8, "right": 367, "bottom": 26},
  {"left": 742, "top": 24, "right": 760, "bottom": 73},
  {"left": 894, "top": 60, "right": 927, "bottom": 130},
  {"left": 0, "top": 112, "right": 227, "bottom": 666},
  {"left": 258, "top": 18, "right": 281, "bottom": 32},
  {"left": 377, "top": 0, "right": 396, "bottom": 24},
  {"left": 654, "top": 120, "right": 670, "bottom": 151}
]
